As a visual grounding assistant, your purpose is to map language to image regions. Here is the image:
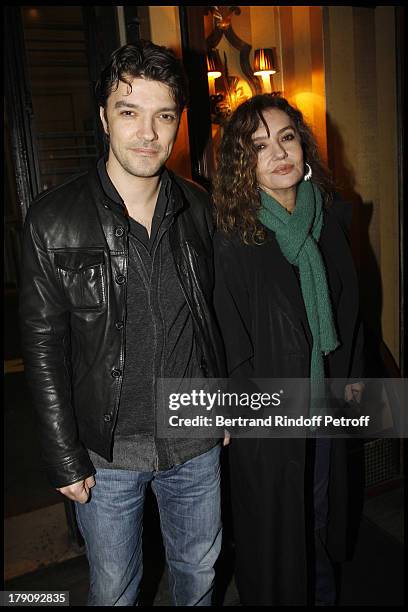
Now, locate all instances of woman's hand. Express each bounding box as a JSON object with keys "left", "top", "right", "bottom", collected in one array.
[{"left": 344, "top": 381, "right": 365, "bottom": 404}]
